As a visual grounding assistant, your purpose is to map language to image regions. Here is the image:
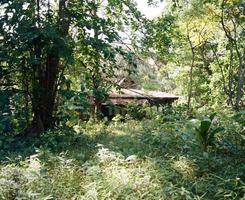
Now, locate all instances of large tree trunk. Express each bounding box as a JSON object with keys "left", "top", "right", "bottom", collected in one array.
[
  {"left": 26, "top": 0, "right": 70, "bottom": 136},
  {"left": 32, "top": 49, "right": 59, "bottom": 133}
]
